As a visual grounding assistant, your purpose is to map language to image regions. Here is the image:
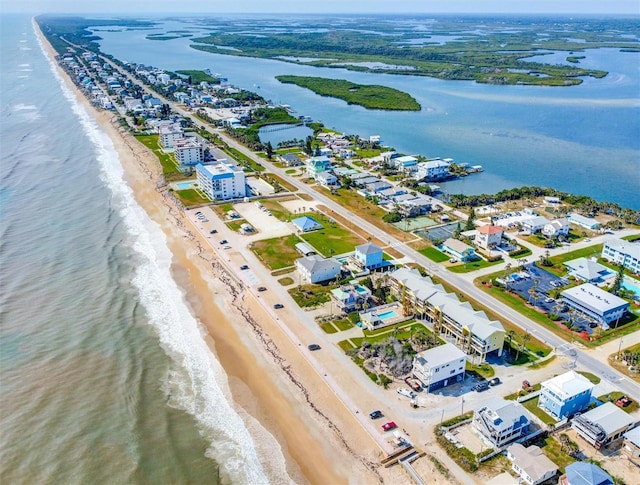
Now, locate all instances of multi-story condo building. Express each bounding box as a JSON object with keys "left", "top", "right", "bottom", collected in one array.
[
  {"left": 195, "top": 161, "right": 246, "bottom": 201},
  {"left": 389, "top": 267, "right": 504, "bottom": 362},
  {"left": 159, "top": 123, "right": 184, "bottom": 148},
  {"left": 174, "top": 137, "right": 204, "bottom": 166},
  {"left": 602, "top": 238, "right": 640, "bottom": 274},
  {"left": 561, "top": 283, "right": 629, "bottom": 326}
]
